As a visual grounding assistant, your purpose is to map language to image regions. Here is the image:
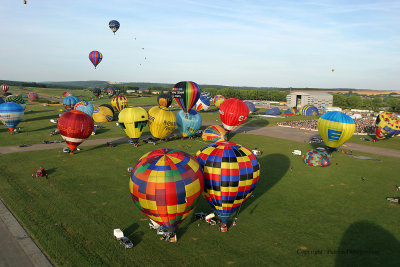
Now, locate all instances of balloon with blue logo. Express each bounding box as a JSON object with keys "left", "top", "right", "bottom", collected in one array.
[
  {"left": 109, "top": 20, "right": 120, "bottom": 35},
  {"left": 63, "top": 96, "right": 80, "bottom": 111},
  {"left": 195, "top": 95, "right": 210, "bottom": 111},
  {"left": 74, "top": 100, "right": 94, "bottom": 117},
  {"left": 244, "top": 101, "right": 256, "bottom": 113},
  {"left": 176, "top": 109, "right": 202, "bottom": 137},
  {"left": 0, "top": 102, "right": 24, "bottom": 132},
  {"left": 318, "top": 111, "right": 355, "bottom": 149}
]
